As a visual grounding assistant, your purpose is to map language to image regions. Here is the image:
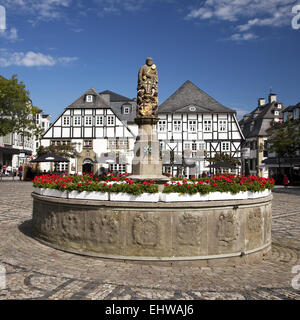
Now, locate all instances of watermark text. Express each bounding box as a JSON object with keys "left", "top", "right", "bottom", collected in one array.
[
  {"left": 0, "top": 5, "right": 6, "bottom": 30},
  {"left": 0, "top": 264, "right": 6, "bottom": 290},
  {"left": 291, "top": 265, "right": 300, "bottom": 290},
  {"left": 292, "top": 5, "right": 300, "bottom": 30}
]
